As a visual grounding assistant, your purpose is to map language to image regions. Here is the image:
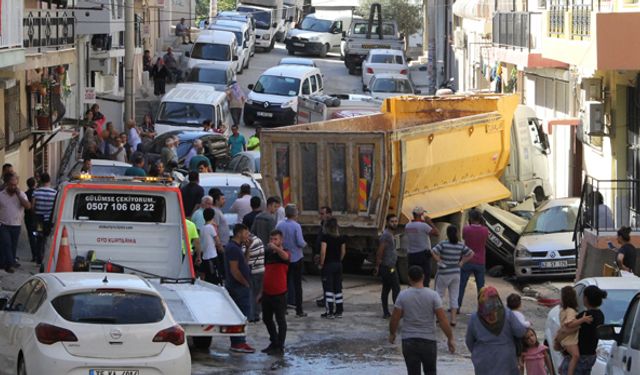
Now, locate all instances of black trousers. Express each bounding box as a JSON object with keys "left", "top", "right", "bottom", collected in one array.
[
  {"left": 35, "top": 218, "right": 52, "bottom": 264},
  {"left": 201, "top": 258, "right": 221, "bottom": 285},
  {"left": 262, "top": 293, "right": 287, "bottom": 348},
  {"left": 408, "top": 250, "right": 431, "bottom": 287},
  {"left": 402, "top": 338, "right": 437, "bottom": 375},
  {"left": 379, "top": 264, "right": 400, "bottom": 315},
  {"left": 287, "top": 260, "right": 304, "bottom": 315},
  {"left": 321, "top": 262, "right": 343, "bottom": 314}
]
